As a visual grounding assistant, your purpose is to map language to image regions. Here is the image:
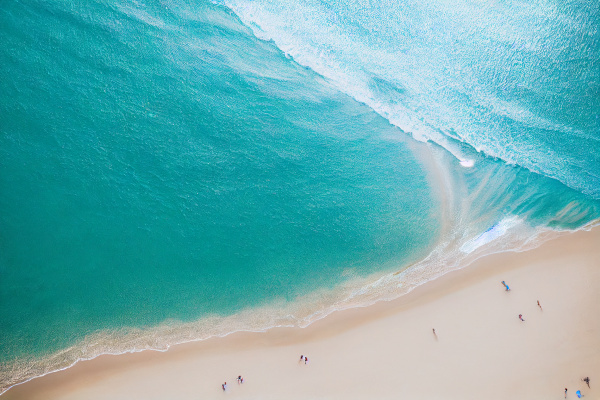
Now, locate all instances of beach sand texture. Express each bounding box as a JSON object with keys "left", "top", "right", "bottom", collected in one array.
[{"left": 4, "top": 227, "right": 599, "bottom": 400}]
